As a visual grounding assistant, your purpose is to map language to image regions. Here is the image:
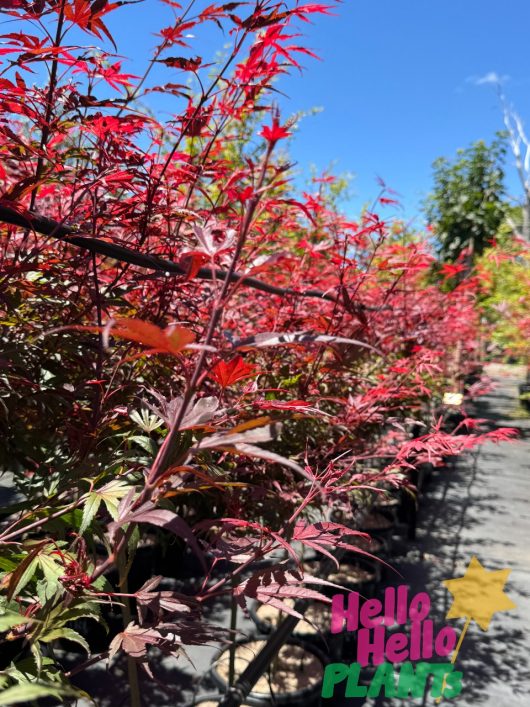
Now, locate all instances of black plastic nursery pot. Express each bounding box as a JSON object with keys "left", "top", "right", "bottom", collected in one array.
[
  {"left": 341, "top": 532, "right": 391, "bottom": 580},
  {"left": 403, "top": 460, "right": 434, "bottom": 496},
  {"left": 249, "top": 599, "right": 356, "bottom": 663},
  {"left": 463, "top": 365, "right": 483, "bottom": 391},
  {"left": 210, "top": 638, "right": 326, "bottom": 706},
  {"left": 342, "top": 532, "right": 390, "bottom": 558},
  {"left": 519, "top": 383, "right": 530, "bottom": 410},
  {"left": 417, "top": 461, "right": 434, "bottom": 489},
  {"left": 373, "top": 491, "right": 400, "bottom": 514},
  {"left": 249, "top": 601, "right": 333, "bottom": 643},
  {"left": 358, "top": 507, "right": 396, "bottom": 542},
  {"left": 441, "top": 408, "right": 466, "bottom": 433},
  {"left": 395, "top": 462, "right": 434, "bottom": 541},
  {"left": 303, "top": 555, "right": 381, "bottom": 598},
  {"left": 192, "top": 696, "right": 252, "bottom": 706}
]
